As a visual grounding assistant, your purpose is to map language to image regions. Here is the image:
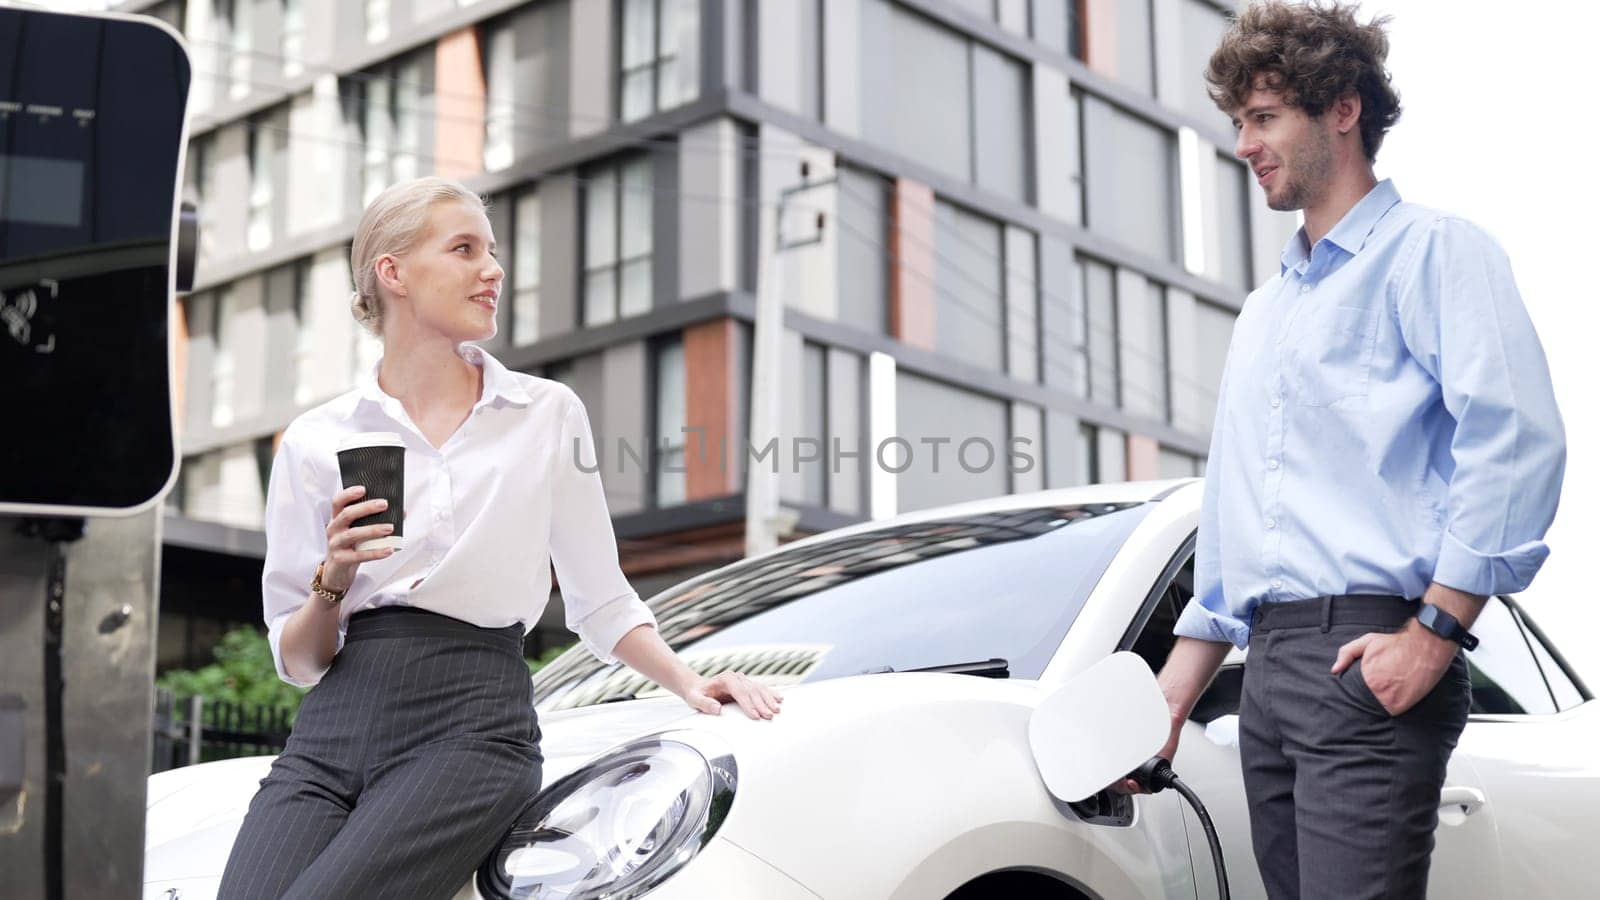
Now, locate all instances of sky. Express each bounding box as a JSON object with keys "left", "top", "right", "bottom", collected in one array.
[{"left": 24, "top": 0, "right": 1599, "bottom": 683}]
